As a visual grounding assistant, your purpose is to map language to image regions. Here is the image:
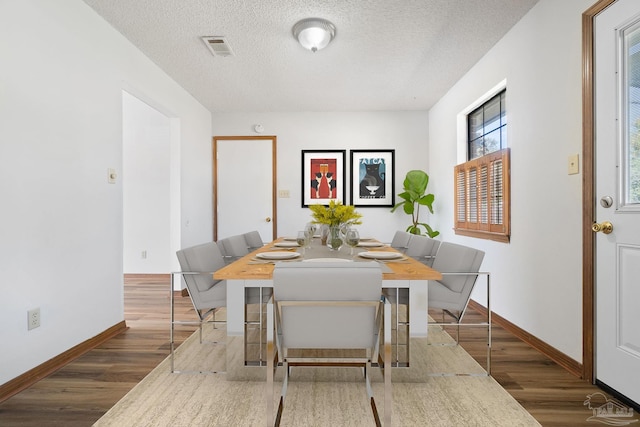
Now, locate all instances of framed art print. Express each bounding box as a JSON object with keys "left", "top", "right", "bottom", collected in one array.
[
  {"left": 350, "top": 149, "right": 395, "bottom": 207},
  {"left": 301, "top": 150, "right": 346, "bottom": 207}
]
